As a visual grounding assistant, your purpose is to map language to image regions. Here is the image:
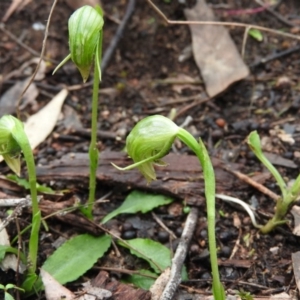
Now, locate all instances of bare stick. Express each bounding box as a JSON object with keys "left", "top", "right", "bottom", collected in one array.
[
  {"left": 0, "top": 24, "right": 56, "bottom": 64},
  {"left": 151, "top": 212, "right": 177, "bottom": 239},
  {"left": 226, "top": 169, "right": 280, "bottom": 201},
  {"left": 16, "top": 0, "right": 59, "bottom": 118},
  {"left": 159, "top": 207, "right": 198, "bottom": 300},
  {"left": 147, "top": 0, "right": 300, "bottom": 41}
]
